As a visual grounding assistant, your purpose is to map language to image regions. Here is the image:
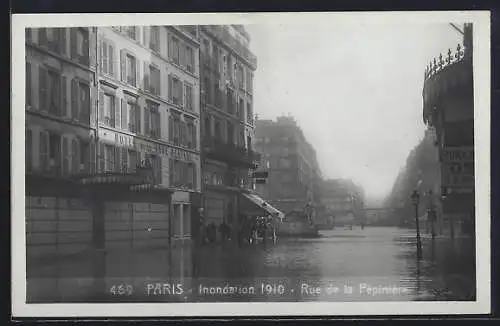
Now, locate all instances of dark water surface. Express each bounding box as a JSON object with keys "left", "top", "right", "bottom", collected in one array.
[{"left": 27, "top": 227, "right": 476, "bottom": 302}]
